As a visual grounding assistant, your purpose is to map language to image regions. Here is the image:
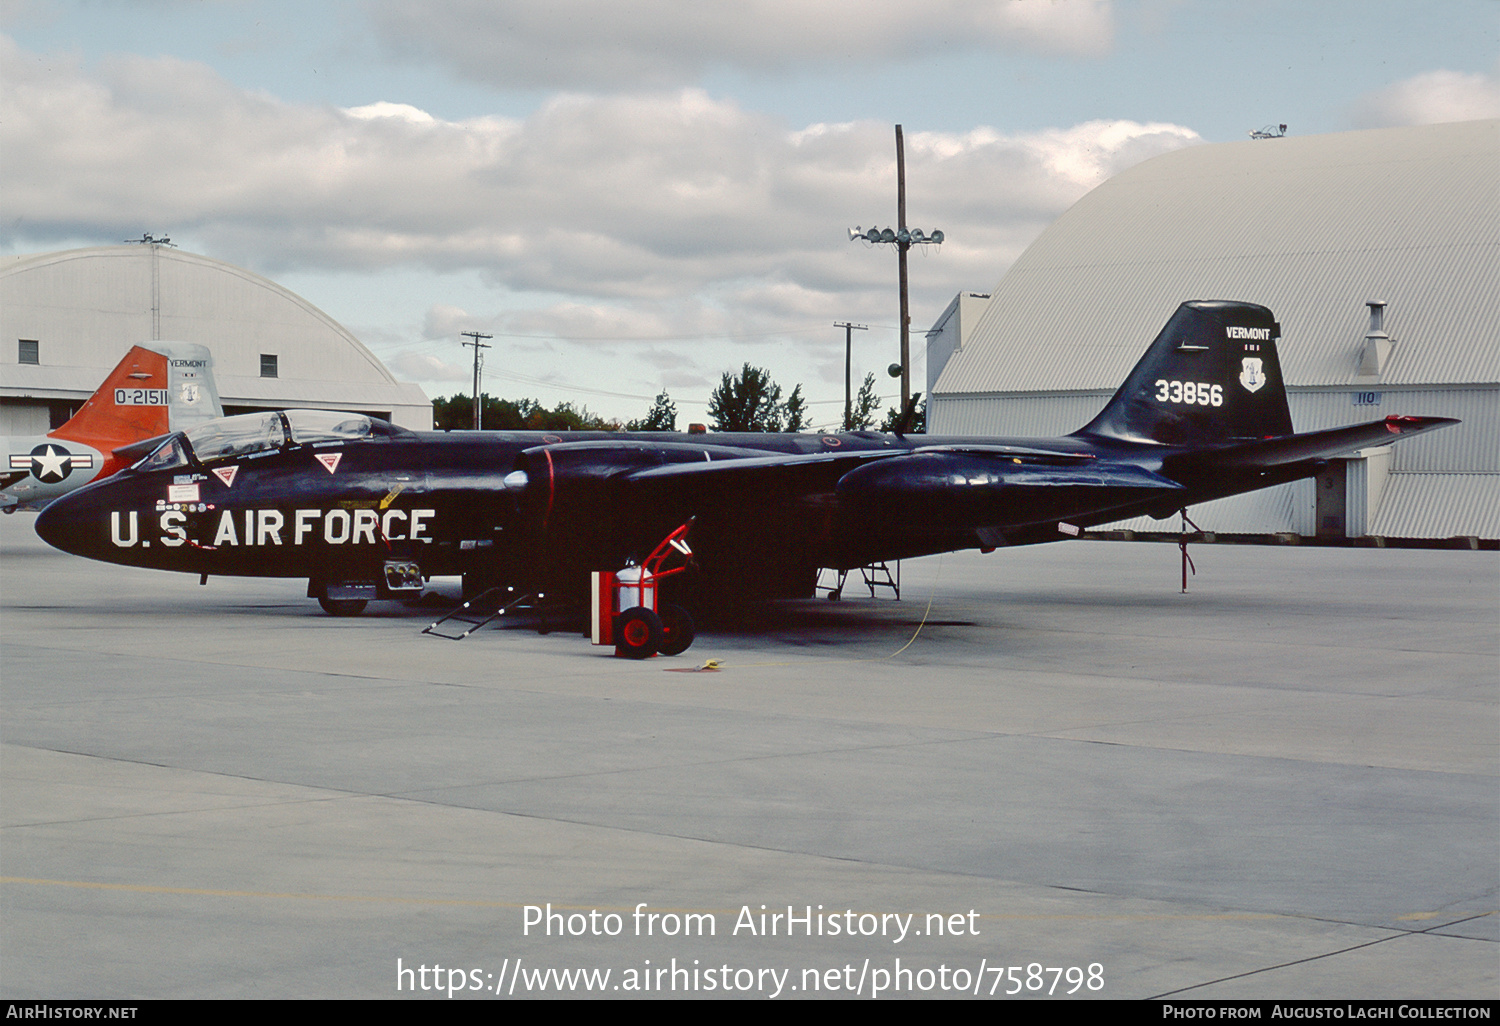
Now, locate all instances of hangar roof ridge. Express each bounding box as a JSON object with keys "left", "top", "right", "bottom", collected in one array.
[{"left": 2, "top": 245, "right": 402, "bottom": 387}]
